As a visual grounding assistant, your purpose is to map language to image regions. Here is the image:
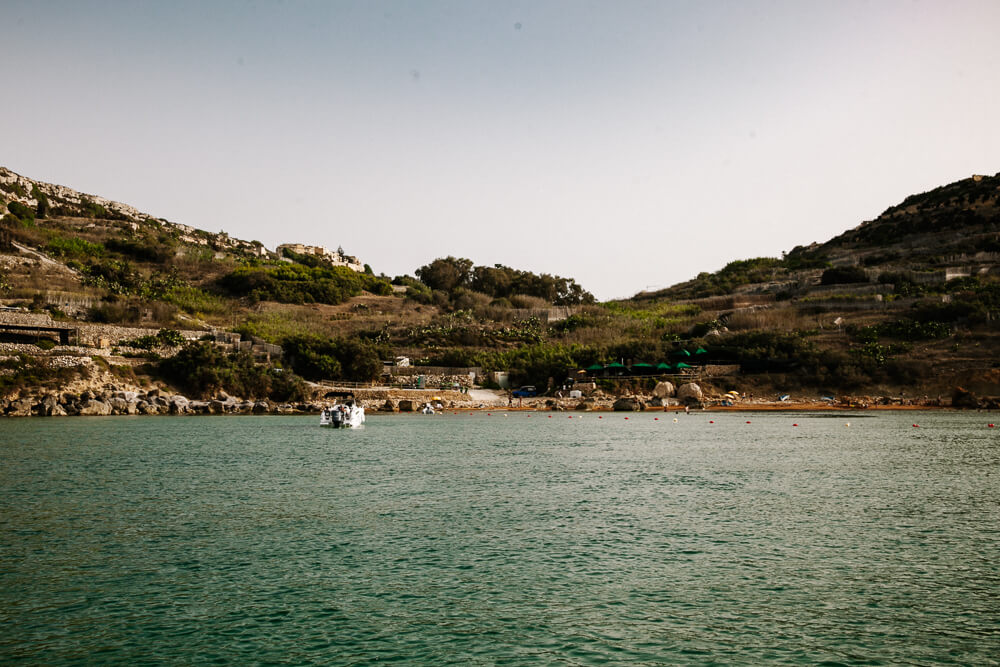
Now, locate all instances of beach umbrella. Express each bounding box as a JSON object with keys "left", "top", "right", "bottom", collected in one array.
[
  {"left": 674, "top": 361, "right": 692, "bottom": 369},
  {"left": 695, "top": 347, "right": 708, "bottom": 355},
  {"left": 631, "top": 363, "right": 654, "bottom": 373},
  {"left": 656, "top": 362, "right": 672, "bottom": 371},
  {"left": 586, "top": 363, "right": 604, "bottom": 371},
  {"left": 606, "top": 361, "right": 626, "bottom": 375}
]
